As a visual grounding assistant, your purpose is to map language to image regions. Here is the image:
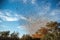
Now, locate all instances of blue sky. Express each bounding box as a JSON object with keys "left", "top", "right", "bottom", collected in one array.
[{"left": 0, "top": 0, "right": 60, "bottom": 37}]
